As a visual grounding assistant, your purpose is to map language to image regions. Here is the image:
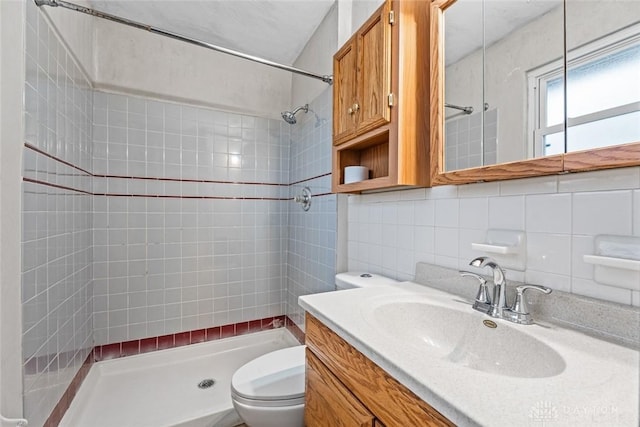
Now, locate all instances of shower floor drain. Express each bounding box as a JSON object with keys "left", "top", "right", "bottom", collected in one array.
[{"left": 198, "top": 379, "right": 215, "bottom": 389}]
